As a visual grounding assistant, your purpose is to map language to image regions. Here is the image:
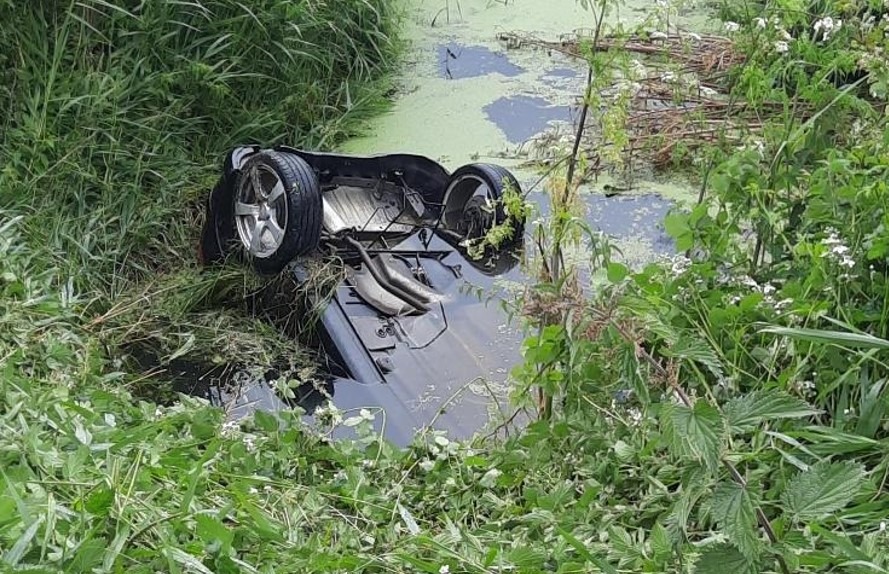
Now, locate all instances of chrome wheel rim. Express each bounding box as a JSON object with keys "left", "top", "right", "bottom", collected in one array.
[{"left": 235, "top": 164, "right": 288, "bottom": 259}]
